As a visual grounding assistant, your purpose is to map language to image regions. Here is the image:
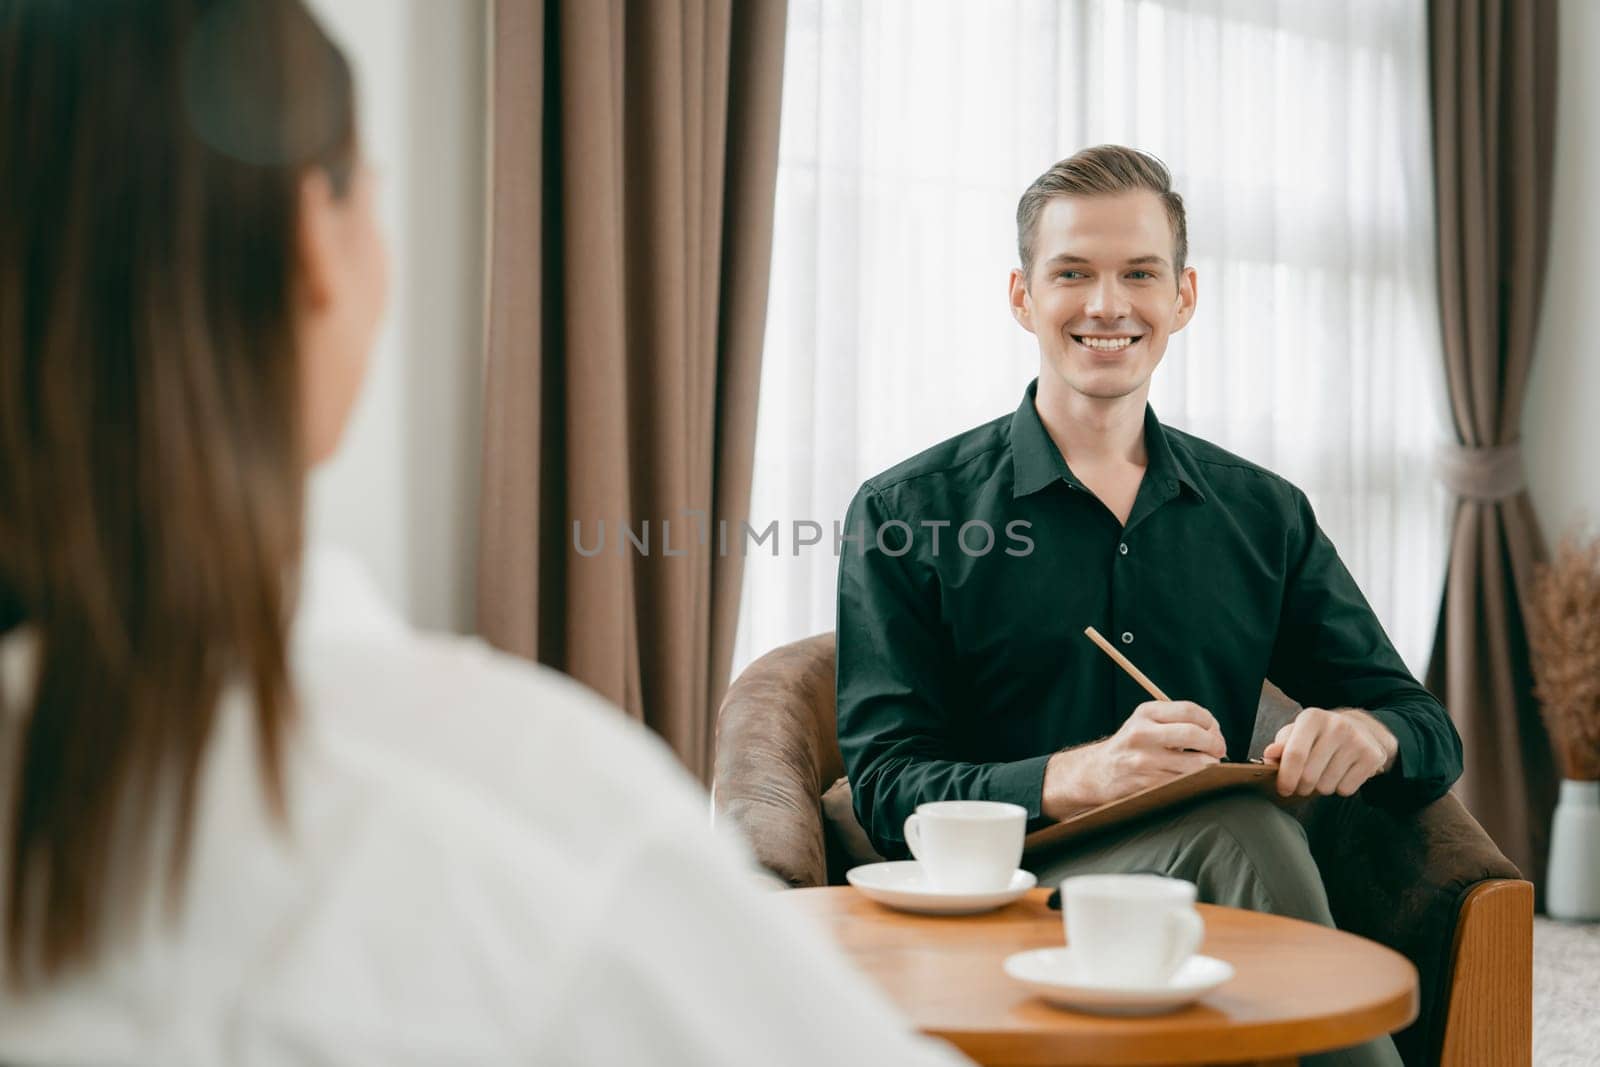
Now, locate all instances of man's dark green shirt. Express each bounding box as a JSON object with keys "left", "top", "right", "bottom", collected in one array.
[{"left": 836, "top": 380, "right": 1463, "bottom": 859}]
